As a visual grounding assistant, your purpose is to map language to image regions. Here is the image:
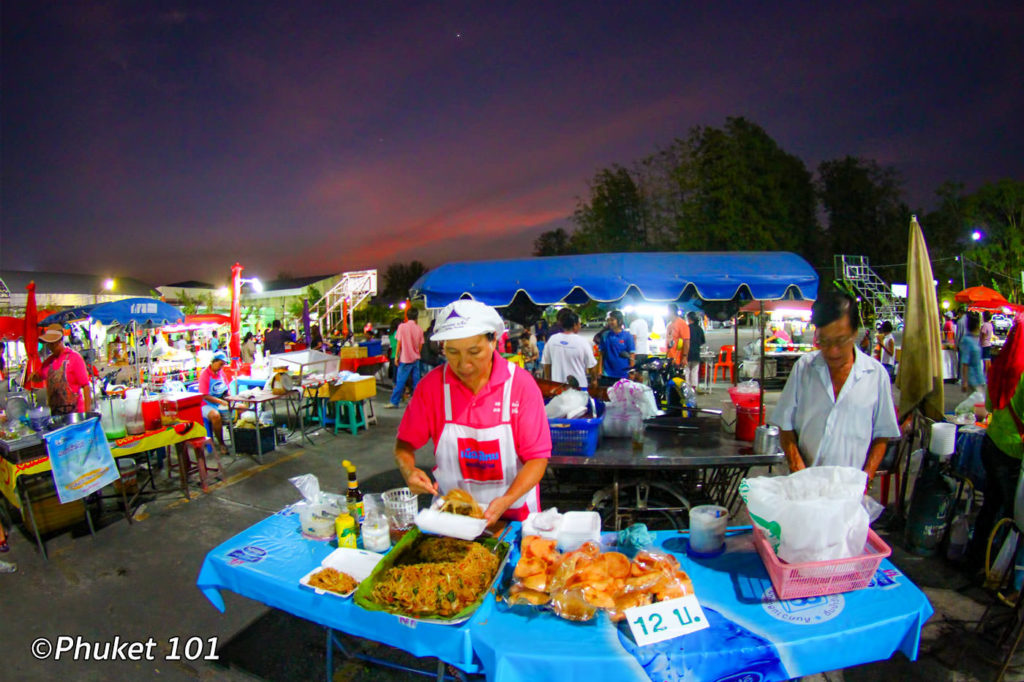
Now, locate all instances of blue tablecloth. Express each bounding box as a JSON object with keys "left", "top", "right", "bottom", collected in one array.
[{"left": 197, "top": 510, "right": 933, "bottom": 681}]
